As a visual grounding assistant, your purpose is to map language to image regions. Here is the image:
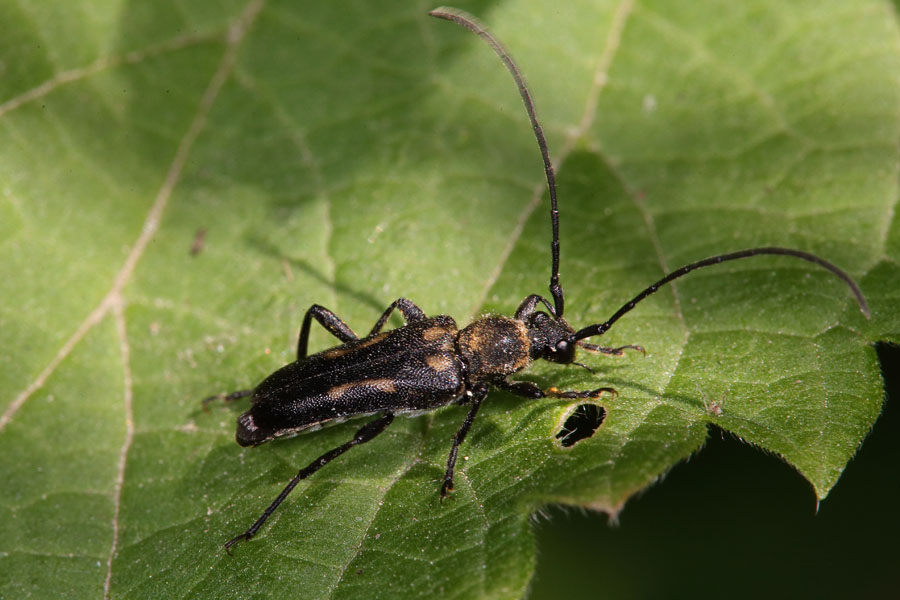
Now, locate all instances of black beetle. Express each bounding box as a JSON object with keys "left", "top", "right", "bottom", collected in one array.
[{"left": 206, "top": 7, "right": 869, "bottom": 552}]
